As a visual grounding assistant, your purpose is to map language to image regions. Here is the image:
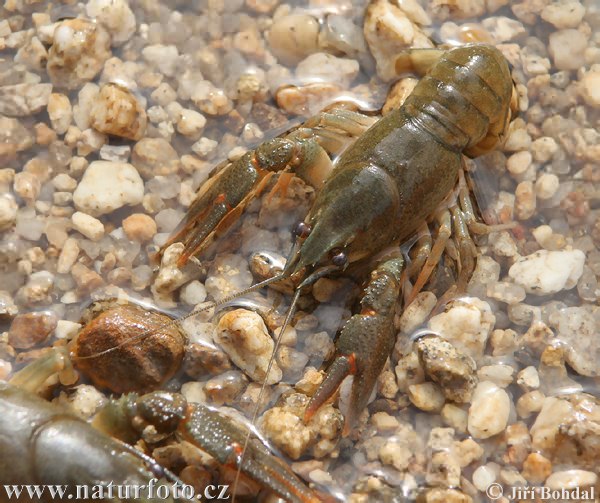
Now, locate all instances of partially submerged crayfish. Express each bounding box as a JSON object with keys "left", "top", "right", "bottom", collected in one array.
[
  {"left": 1, "top": 379, "right": 321, "bottom": 503},
  {"left": 159, "top": 44, "right": 518, "bottom": 434}
]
